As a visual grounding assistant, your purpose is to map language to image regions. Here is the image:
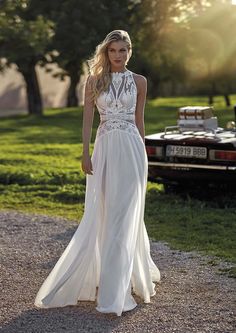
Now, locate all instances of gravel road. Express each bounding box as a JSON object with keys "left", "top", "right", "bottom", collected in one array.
[{"left": 0, "top": 210, "right": 235, "bottom": 333}]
